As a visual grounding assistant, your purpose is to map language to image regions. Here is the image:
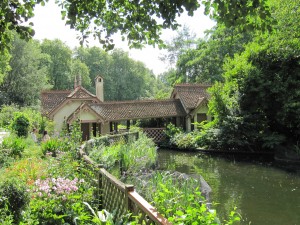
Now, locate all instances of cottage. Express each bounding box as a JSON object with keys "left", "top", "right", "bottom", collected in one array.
[{"left": 41, "top": 76, "right": 210, "bottom": 140}]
